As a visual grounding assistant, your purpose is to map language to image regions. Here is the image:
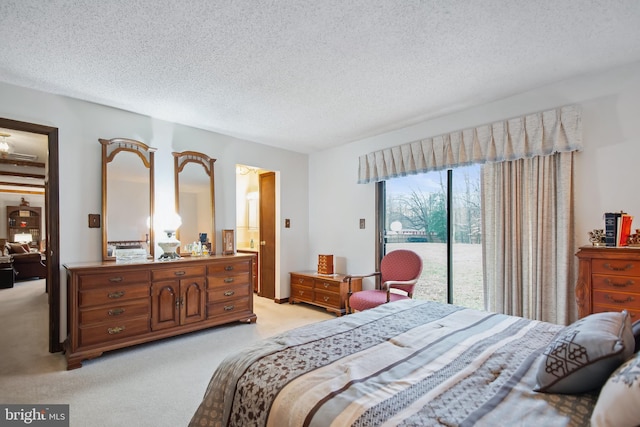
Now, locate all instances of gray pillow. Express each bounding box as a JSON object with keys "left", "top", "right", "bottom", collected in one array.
[{"left": 534, "top": 310, "right": 634, "bottom": 394}]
